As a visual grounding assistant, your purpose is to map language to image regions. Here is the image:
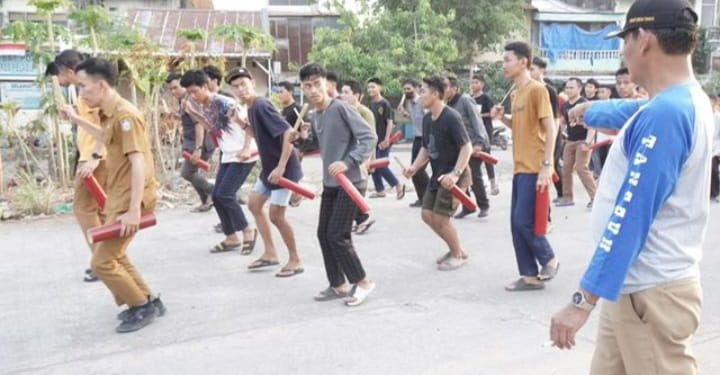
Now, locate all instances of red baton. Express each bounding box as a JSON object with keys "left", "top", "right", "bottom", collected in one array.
[
  {"left": 534, "top": 188, "right": 550, "bottom": 236},
  {"left": 369, "top": 158, "right": 390, "bottom": 169},
  {"left": 87, "top": 213, "right": 157, "bottom": 244},
  {"left": 277, "top": 177, "right": 316, "bottom": 200},
  {"left": 473, "top": 151, "right": 499, "bottom": 165},
  {"left": 449, "top": 185, "right": 477, "bottom": 212},
  {"left": 335, "top": 172, "right": 370, "bottom": 214},
  {"left": 388, "top": 131, "right": 404, "bottom": 145},
  {"left": 590, "top": 139, "right": 613, "bottom": 151},
  {"left": 83, "top": 175, "right": 106, "bottom": 209},
  {"left": 182, "top": 151, "right": 210, "bottom": 171}
]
